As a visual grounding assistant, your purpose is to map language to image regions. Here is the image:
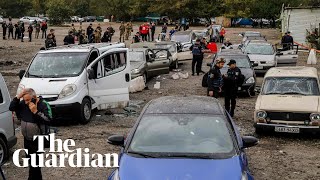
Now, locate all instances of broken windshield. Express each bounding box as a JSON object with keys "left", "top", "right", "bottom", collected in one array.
[
  {"left": 27, "top": 52, "right": 88, "bottom": 78},
  {"left": 262, "top": 77, "right": 320, "bottom": 96},
  {"left": 244, "top": 44, "right": 274, "bottom": 55}
]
